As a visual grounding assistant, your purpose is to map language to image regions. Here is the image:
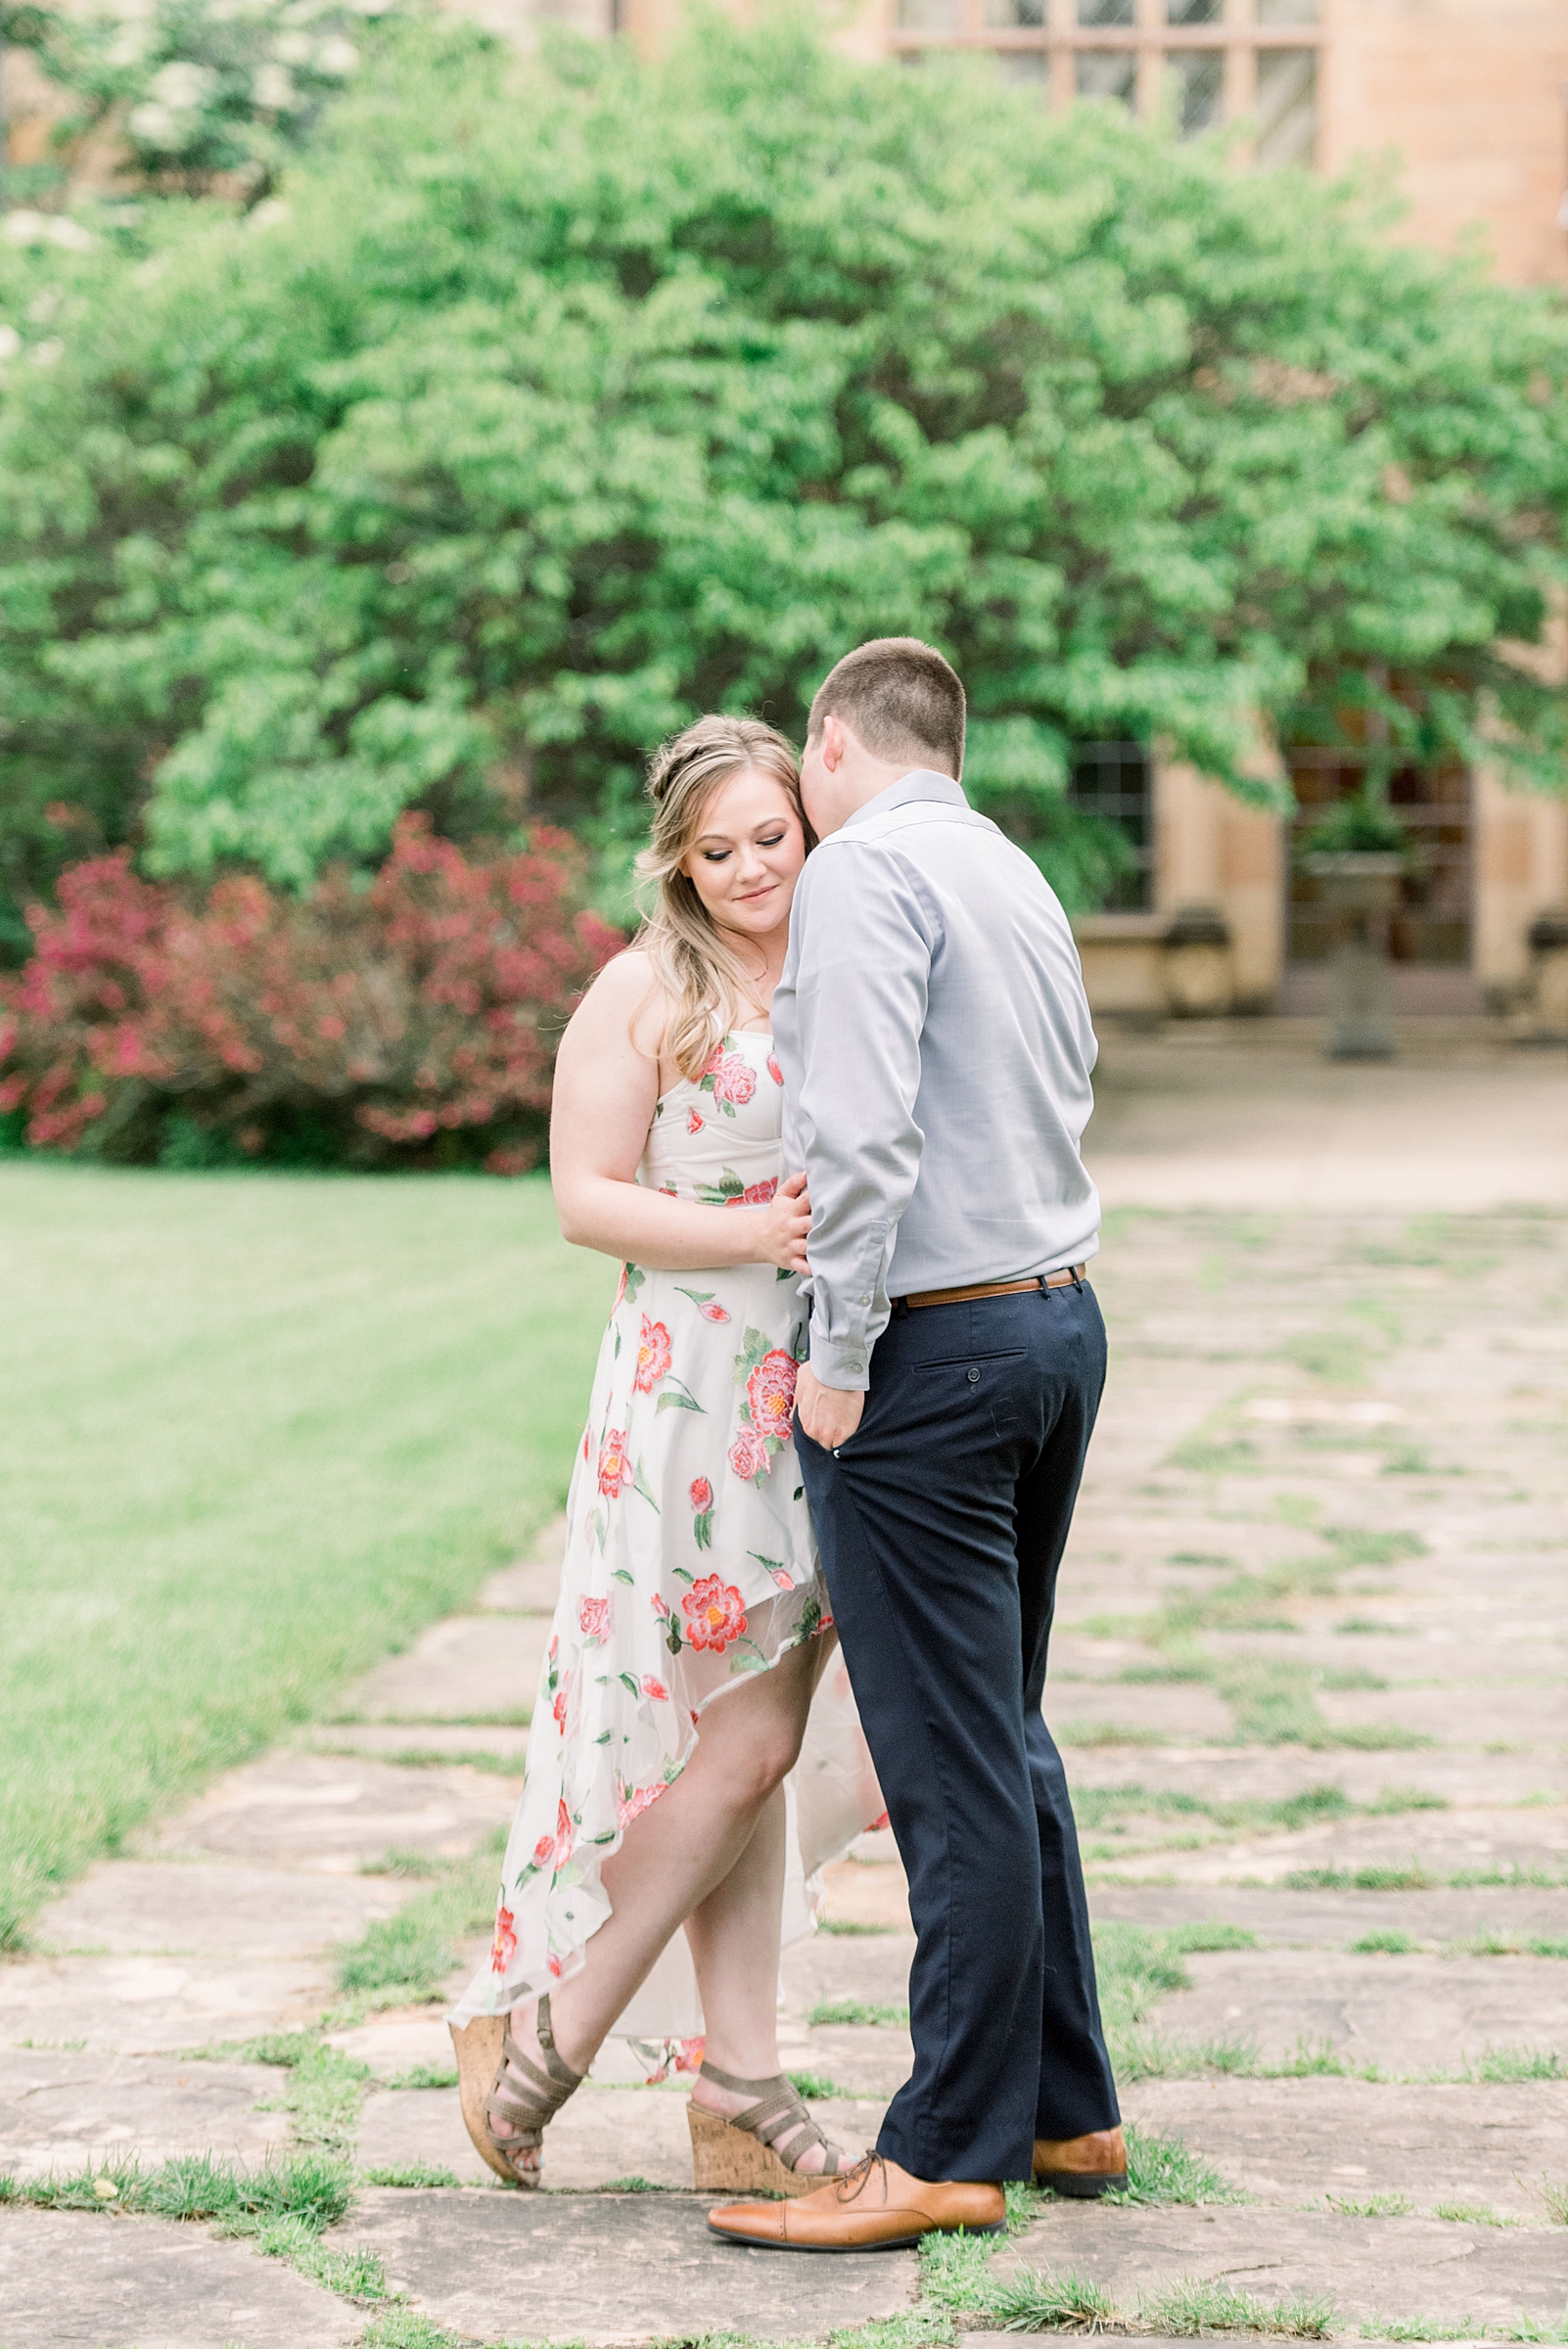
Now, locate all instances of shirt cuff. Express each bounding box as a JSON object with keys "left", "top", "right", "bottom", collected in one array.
[{"left": 807, "top": 1329, "right": 871, "bottom": 1392}]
